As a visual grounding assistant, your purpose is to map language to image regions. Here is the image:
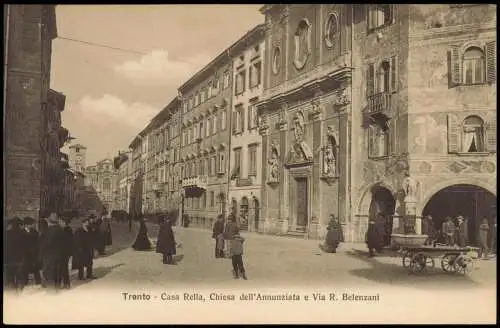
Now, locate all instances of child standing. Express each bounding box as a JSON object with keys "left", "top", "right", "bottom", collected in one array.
[{"left": 230, "top": 232, "right": 247, "bottom": 280}]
